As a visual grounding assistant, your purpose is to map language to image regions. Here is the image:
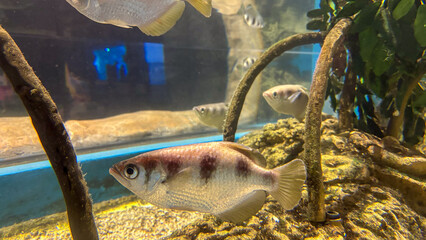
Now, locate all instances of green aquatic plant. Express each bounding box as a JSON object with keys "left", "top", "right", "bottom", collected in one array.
[
  {"left": 0, "top": 26, "right": 99, "bottom": 240},
  {"left": 307, "top": 0, "right": 426, "bottom": 144}
]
